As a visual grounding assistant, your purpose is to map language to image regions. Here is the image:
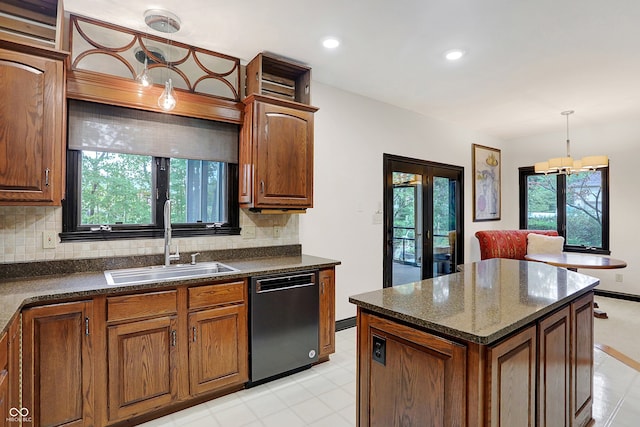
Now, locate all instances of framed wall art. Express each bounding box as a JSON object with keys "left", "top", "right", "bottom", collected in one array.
[{"left": 472, "top": 144, "right": 501, "bottom": 221}]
